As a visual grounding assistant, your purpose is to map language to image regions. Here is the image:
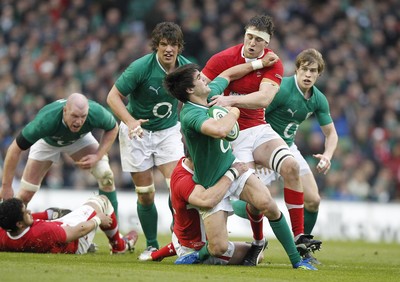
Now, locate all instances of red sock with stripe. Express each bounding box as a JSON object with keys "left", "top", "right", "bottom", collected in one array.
[
  {"left": 246, "top": 204, "right": 264, "bottom": 241},
  {"left": 284, "top": 188, "right": 304, "bottom": 237}
]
